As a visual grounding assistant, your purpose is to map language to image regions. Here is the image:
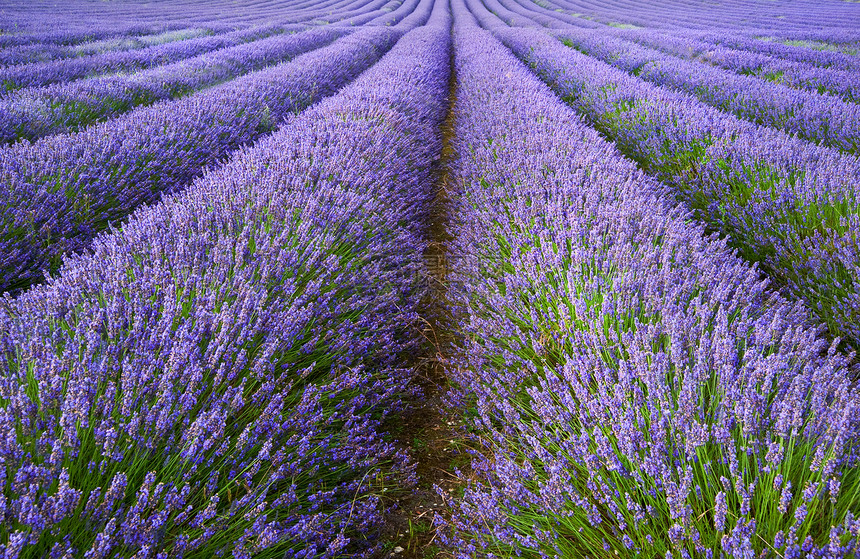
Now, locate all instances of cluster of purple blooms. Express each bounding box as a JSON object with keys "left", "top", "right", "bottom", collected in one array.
[
  {"left": 465, "top": 6, "right": 860, "bottom": 352},
  {"left": 0, "top": 26, "right": 344, "bottom": 144},
  {"left": 0, "top": 25, "right": 289, "bottom": 94},
  {"left": 545, "top": 27, "right": 860, "bottom": 154},
  {"left": 1, "top": 0, "right": 860, "bottom": 556},
  {"left": 0, "top": 26, "right": 400, "bottom": 294},
  {"left": 0, "top": 28, "right": 215, "bottom": 67},
  {"left": 0, "top": 1, "right": 450, "bottom": 556},
  {"left": 542, "top": 0, "right": 860, "bottom": 33},
  {"left": 610, "top": 29, "right": 860, "bottom": 104},
  {"left": 441, "top": 1, "right": 860, "bottom": 557}
]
